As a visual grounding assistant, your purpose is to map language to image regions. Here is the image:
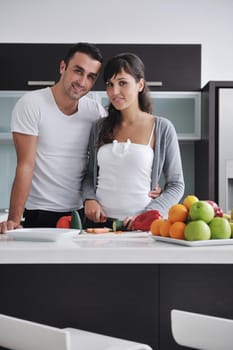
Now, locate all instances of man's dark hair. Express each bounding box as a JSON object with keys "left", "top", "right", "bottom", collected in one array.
[{"left": 63, "top": 42, "right": 103, "bottom": 66}]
